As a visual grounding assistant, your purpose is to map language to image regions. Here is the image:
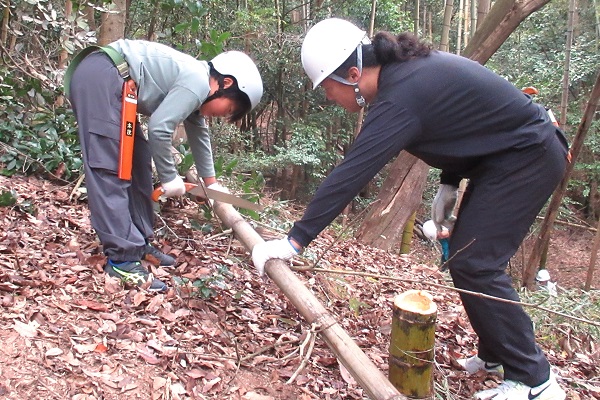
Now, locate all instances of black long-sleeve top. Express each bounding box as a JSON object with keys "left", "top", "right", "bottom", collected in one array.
[{"left": 288, "top": 50, "right": 563, "bottom": 247}]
